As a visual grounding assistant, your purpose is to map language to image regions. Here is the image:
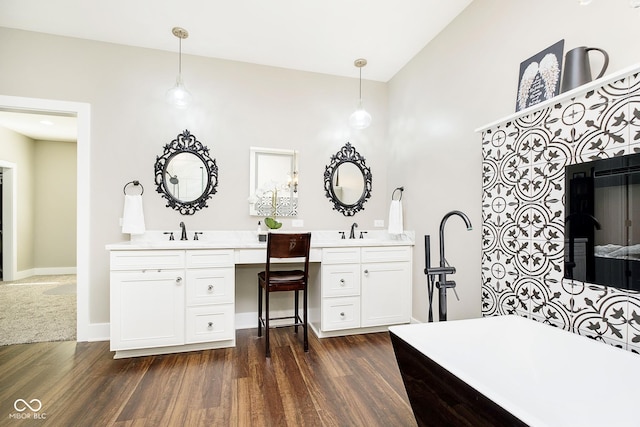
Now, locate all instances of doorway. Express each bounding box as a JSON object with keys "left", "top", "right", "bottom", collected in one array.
[
  {"left": 0, "top": 95, "right": 90, "bottom": 341},
  {"left": 0, "top": 115, "right": 78, "bottom": 344}
]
